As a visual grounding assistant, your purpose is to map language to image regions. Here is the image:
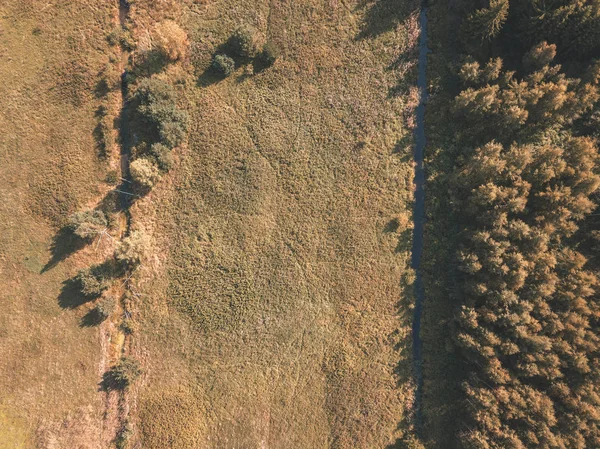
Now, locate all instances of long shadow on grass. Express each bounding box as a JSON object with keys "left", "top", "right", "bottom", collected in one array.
[
  {"left": 41, "top": 227, "right": 85, "bottom": 273},
  {"left": 80, "top": 308, "right": 105, "bottom": 327},
  {"left": 57, "top": 277, "right": 91, "bottom": 309},
  {"left": 356, "top": 0, "right": 416, "bottom": 40}
]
